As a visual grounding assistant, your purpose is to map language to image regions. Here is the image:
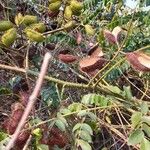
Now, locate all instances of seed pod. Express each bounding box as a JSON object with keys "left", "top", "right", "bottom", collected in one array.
[
  {"left": 30, "top": 23, "right": 46, "bottom": 33},
  {"left": 84, "top": 24, "right": 95, "bottom": 36},
  {"left": 23, "top": 15, "right": 38, "bottom": 26},
  {"left": 126, "top": 52, "right": 150, "bottom": 72},
  {"left": 1, "top": 28, "right": 17, "bottom": 47},
  {"left": 70, "top": 0, "right": 83, "bottom": 14},
  {"left": 0, "top": 20, "right": 13, "bottom": 32},
  {"left": 64, "top": 21, "right": 76, "bottom": 31},
  {"left": 49, "top": 1, "right": 61, "bottom": 12},
  {"left": 79, "top": 57, "right": 107, "bottom": 73},
  {"left": 64, "top": 6, "right": 72, "bottom": 20},
  {"left": 15, "top": 13, "right": 24, "bottom": 26},
  {"left": 103, "top": 29, "right": 116, "bottom": 44},
  {"left": 58, "top": 54, "right": 78, "bottom": 63},
  {"left": 25, "top": 29, "right": 45, "bottom": 42}
]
